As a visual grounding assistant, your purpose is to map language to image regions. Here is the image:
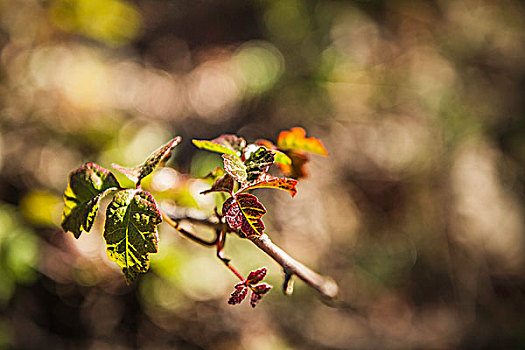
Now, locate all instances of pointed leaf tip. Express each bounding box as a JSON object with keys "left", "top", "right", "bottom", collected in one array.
[
  {"left": 113, "top": 136, "right": 181, "bottom": 185},
  {"left": 192, "top": 135, "right": 246, "bottom": 156}
]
